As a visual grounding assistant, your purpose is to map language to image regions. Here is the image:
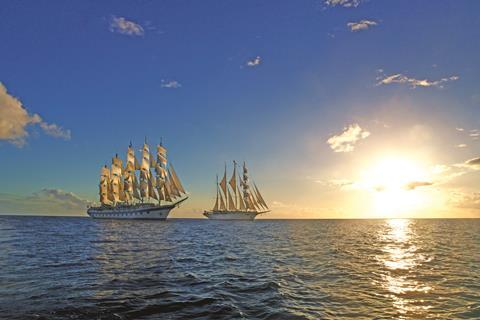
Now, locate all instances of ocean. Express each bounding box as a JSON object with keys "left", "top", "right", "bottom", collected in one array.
[{"left": 0, "top": 216, "right": 479, "bottom": 319}]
